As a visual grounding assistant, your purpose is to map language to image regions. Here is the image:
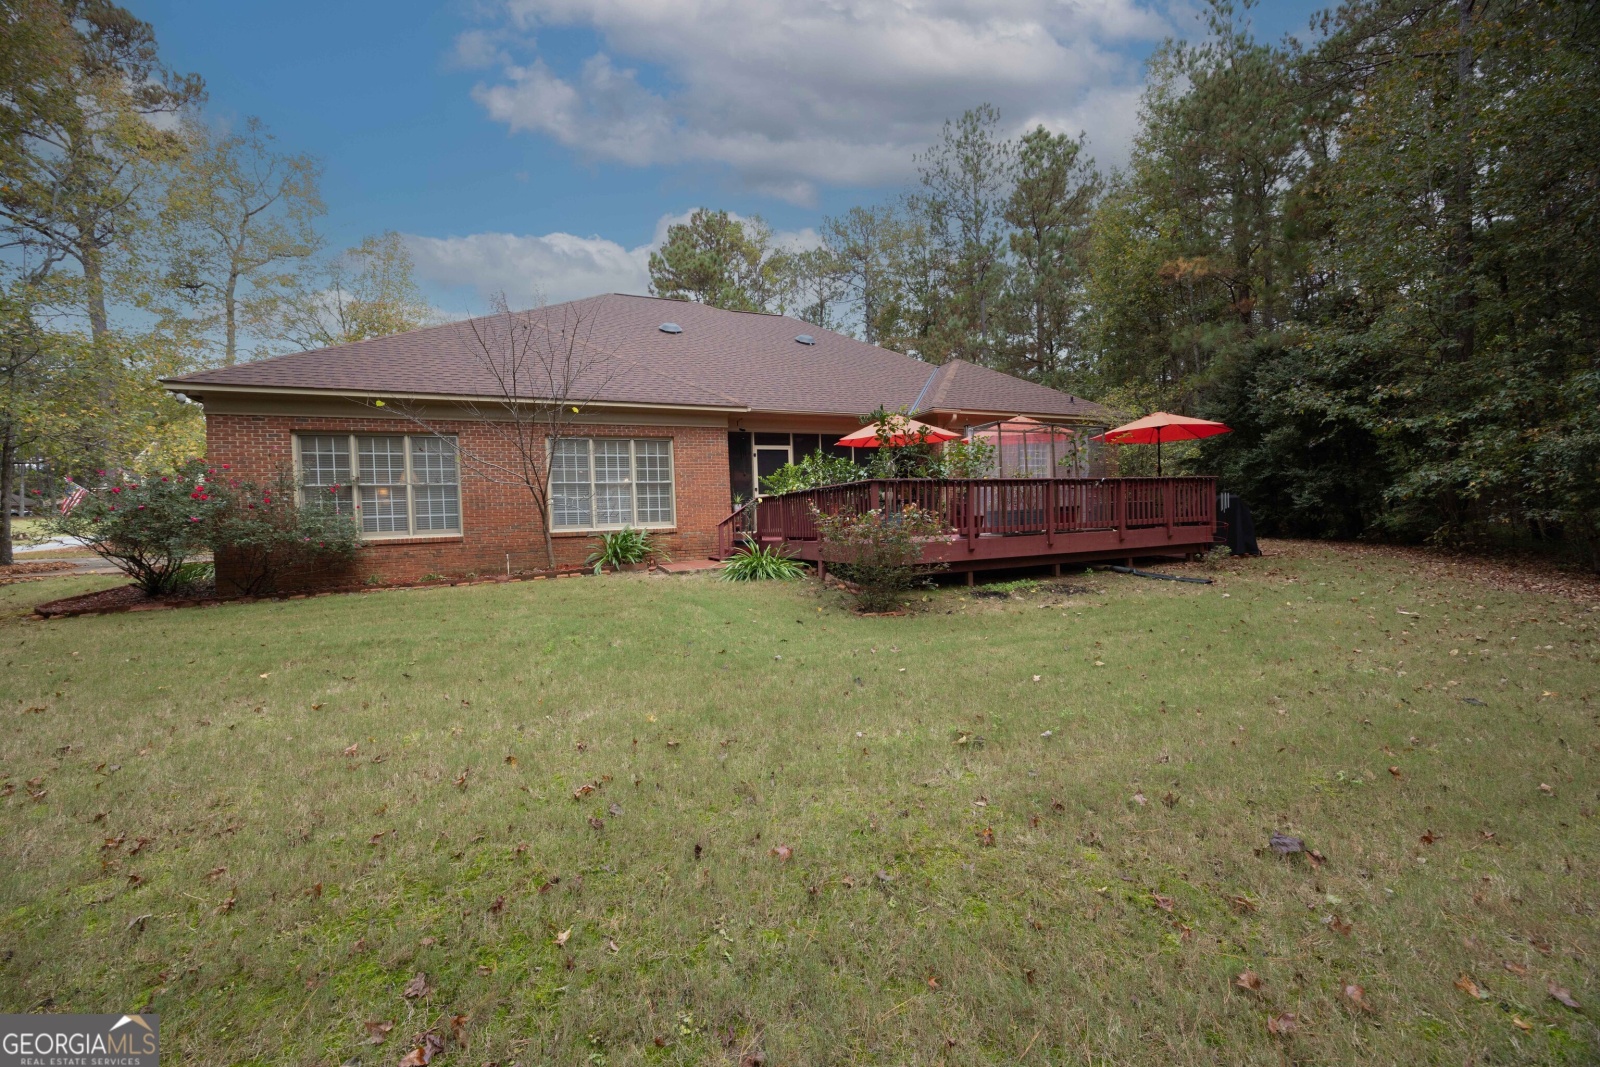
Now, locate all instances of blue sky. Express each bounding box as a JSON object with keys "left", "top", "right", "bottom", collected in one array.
[{"left": 134, "top": 0, "right": 1327, "bottom": 314}]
